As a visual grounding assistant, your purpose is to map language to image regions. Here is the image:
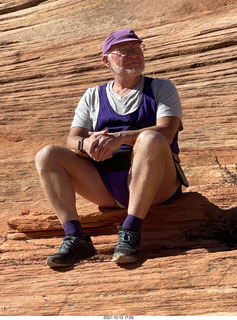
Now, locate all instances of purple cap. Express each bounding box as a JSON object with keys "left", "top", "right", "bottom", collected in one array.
[{"left": 102, "top": 29, "right": 142, "bottom": 54}]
